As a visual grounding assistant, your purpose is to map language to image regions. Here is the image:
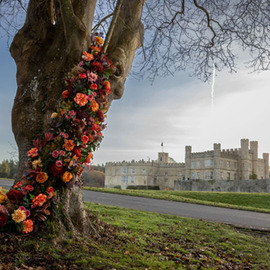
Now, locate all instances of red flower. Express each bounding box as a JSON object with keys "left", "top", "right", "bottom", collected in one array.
[
  {"left": 79, "top": 73, "right": 87, "bottom": 79},
  {"left": 0, "top": 212, "right": 8, "bottom": 227},
  {"left": 6, "top": 189, "right": 24, "bottom": 203},
  {"left": 97, "top": 110, "right": 104, "bottom": 122},
  {"left": 90, "top": 83, "right": 97, "bottom": 90},
  {"left": 14, "top": 181, "right": 22, "bottom": 189},
  {"left": 25, "top": 185, "right": 34, "bottom": 192},
  {"left": 81, "top": 135, "right": 89, "bottom": 144}
]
